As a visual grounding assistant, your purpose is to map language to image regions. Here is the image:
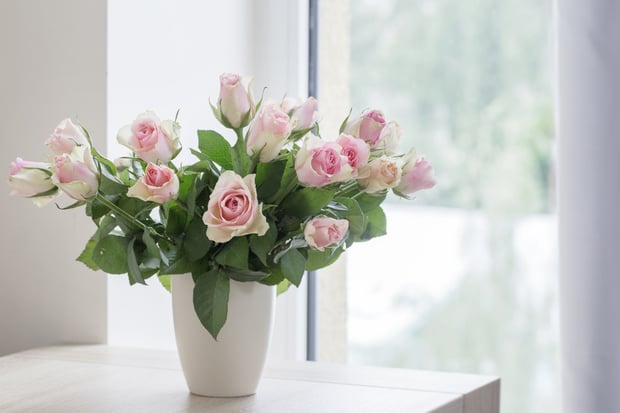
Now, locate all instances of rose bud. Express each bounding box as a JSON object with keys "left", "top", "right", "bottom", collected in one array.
[
  {"left": 45, "top": 118, "right": 89, "bottom": 155},
  {"left": 215, "top": 73, "right": 255, "bottom": 129},
  {"left": 8, "top": 158, "right": 58, "bottom": 207},
  {"left": 343, "top": 109, "right": 387, "bottom": 146},
  {"left": 282, "top": 96, "right": 319, "bottom": 130},
  {"left": 358, "top": 156, "right": 402, "bottom": 194},
  {"left": 127, "top": 163, "right": 179, "bottom": 204},
  {"left": 396, "top": 151, "right": 437, "bottom": 195},
  {"left": 117, "top": 111, "right": 181, "bottom": 164},
  {"left": 295, "top": 135, "right": 353, "bottom": 187},
  {"left": 247, "top": 103, "right": 294, "bottom": 162},
  {"left": 304, "top": 216, "right": 349, "bottom": 252},
  {"left": 51, "top": 146, "right": 99, "bottom": 200}
]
